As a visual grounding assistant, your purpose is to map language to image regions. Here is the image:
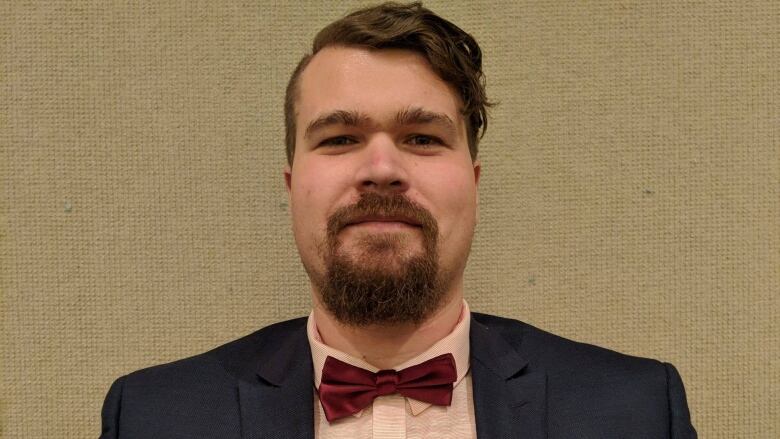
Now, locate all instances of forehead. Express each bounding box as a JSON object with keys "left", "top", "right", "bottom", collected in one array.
[{"left": 295, "top": 46, "right": 464, "bottom": 130}]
